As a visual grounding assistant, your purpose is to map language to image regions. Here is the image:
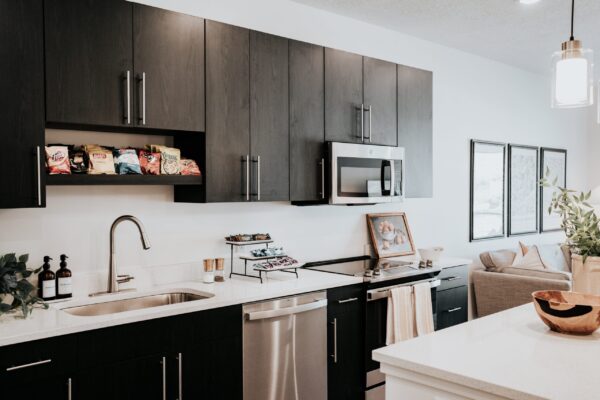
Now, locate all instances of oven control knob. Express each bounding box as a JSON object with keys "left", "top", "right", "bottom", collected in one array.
[
  {"left": 373, "top": 269, "right": 381, "bottom": 276},
  {"left": 364, "top": 270, "right": 373, "bottom": 278}
]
